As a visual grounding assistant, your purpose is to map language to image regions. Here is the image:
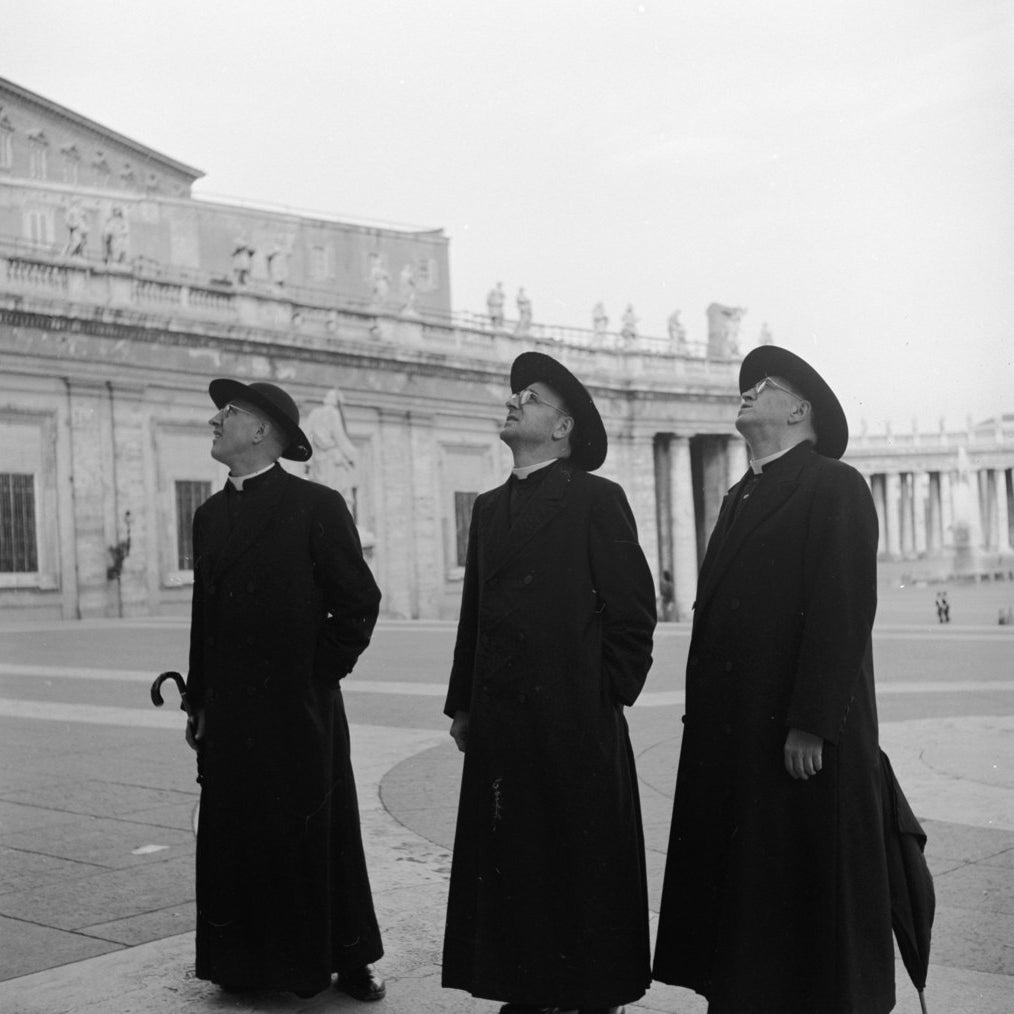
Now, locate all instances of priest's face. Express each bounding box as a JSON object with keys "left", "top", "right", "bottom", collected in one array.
[
  {"left": 209, "top": 400, "right": 264, "bottom": 468},
  {"left": 500, "top": 382, "right": 571, "bottom": 452}
]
